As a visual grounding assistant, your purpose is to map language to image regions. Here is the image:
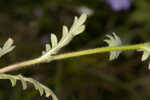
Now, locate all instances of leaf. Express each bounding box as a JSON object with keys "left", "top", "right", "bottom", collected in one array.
[
  {"left": 139, "top": 43, "right": 150, "bottom": 61},
  {"left": 32, "top": 80, "right": 44, "bottom": 96},
  {"left": 46, "top": 44, "right": 51, "bottom": 52},
  {"left": 18, "top": 75, "right": 27, "bottom": 90},
  {"left": 70, "top": 14, "right": 87, "bottom": 36},
  {"left": 51, "top": 34, "right": 58, "bottom": 48},
  {"left": 41, "top": 13, "right": 87, "bottom": 62},
  {"left": 73, "top": 25, "right": 85, "bottom": 35},
  {"left": 3, "top": 38, "right": 14, "bottom": 50},
  {"left": 42, "top": 44, "right": 51, "bottom": 55},
  {"left": 0, "top": 38, "right": 15, "bottom": 58},
  {"left": 72, "top": 16, "right": 78, "bottom": 29},
  {"left": 62, "top": 25, "right": 68, "bottom": 38},
  {"left": 141, "top": 51, "right": 150, "bottom": 61},
  {"left": 0, "top": 74, "right": 58, "bottom": 100},
  {"left": 2, "top": 46, "right": 15, "bottom": 54},
  {"left": 104, "top": 32, "right": 122, "bottom": 60},
  {"left": 78, "top": 13, "right": 87, "bottom": 26},
  {"left": 138, "top": 43, "right": 150, "bottom": 69},
  {"left": 10, "top": 77, "right": 17, "bottom": 87}
]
